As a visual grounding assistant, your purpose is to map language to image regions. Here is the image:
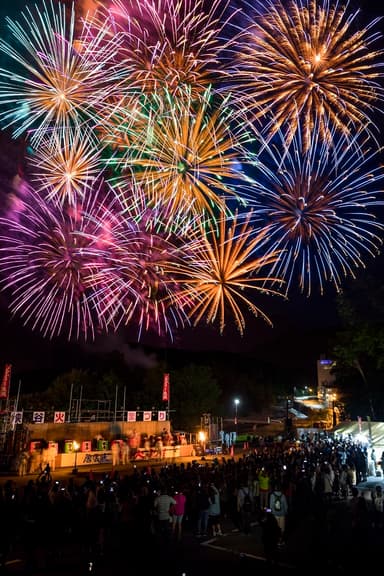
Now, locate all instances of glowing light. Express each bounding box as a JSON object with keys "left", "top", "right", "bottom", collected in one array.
[
  {"left": 109, "top": 88, "right": 254, "bottom": 224},
  {"left": 0, "top": 0, "right": 124, "bottom": 144},
  {"left": 167, "top": 209, "right": 285, "bottom": 335},
  {"left": 0, "top": 181, "right": 115, "bottom": 340},
  {"left": 234, "top": 0, "right": 384, "bottom": 149},
  {"left": 0, "top": 0, "right": 383, "bottom": 345},
  {"left": 92, "top": 0, "right": 236, "bottom": 100},
  {"left": 28, "top": 128, "right": 105, "bottom": 205},
  {"left": 82, "top": 183, "right": 197, "bottom": 340},
  {"left": 245, "top": 123, "right": 384, "bottom": 296}
]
